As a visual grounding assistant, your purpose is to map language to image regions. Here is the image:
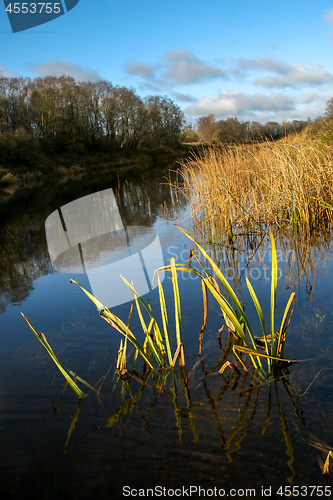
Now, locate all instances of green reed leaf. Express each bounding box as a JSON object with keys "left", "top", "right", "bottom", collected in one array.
[
  {"left": 246, "top": 277, "right": 271, "bottom": 371},
  {"left": 270, "top": 230, "right": 278, "bottom": 356},
  {"left": 158, "top": 273, "right": 173, "bottom": 366},
  {"left": 21, "top": 313, "right": 86, "bottom": 399},
  {"left": 276, "top": 292, "right": 296, "bottom": 358},
  {"left": 170, "top": 258, "right": 182, "bottom": 350},
  {"left": 176, "top": 227, "right": 259, "bottom": 352}
]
